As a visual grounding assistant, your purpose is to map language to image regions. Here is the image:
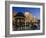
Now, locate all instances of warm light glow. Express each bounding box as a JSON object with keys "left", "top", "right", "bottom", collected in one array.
[
  {"left": 24, "top": 12, "right": 33, "bottom": 23},
  {"left": 24, "top": 12, "right": 30, "bottom": 16}
]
